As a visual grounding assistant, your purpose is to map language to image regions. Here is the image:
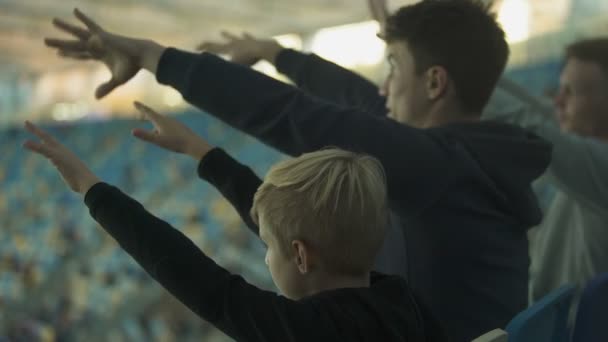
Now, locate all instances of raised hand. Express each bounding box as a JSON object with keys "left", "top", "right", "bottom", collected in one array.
[
  {"left": 23, "top": 121, "right": 101, "bottom": 194},
  {"left": 197, "top": 31, "right": 283, "bottom": 66},
  {"left": 45, "top": 8, "right": 165, "bottom": 99},
  {"left": 368, "top": 0, "right": 389, "bottom": 34},
  {"left": 132, "top": 102, "right": 214, "bottom": 160}
]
